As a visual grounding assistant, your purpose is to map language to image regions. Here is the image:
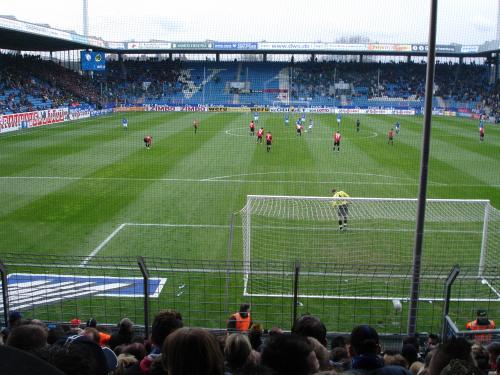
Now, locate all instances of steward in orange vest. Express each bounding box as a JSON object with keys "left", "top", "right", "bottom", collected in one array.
[
  {"left": 466, "top": 309, "right": 496, "bottom": 344},
  {"left": 227, "top": 303, "right": 252, "bottom": 332}
]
